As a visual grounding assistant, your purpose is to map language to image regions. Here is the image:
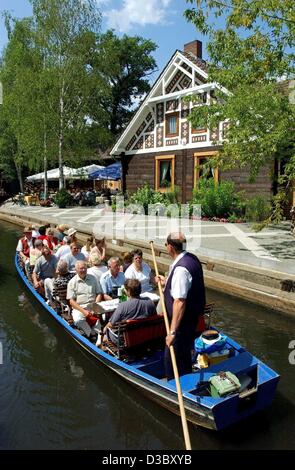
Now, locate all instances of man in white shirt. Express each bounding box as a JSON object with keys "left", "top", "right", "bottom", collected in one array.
[
  {"left": 156, "top": 233, "right": 206, "bottom": 379},
  {"left": 55, "top": 236, "right": 71, "bottom": 260},
  {"left": 67, "top": 260, "right": 103, "bottom": 338}
]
